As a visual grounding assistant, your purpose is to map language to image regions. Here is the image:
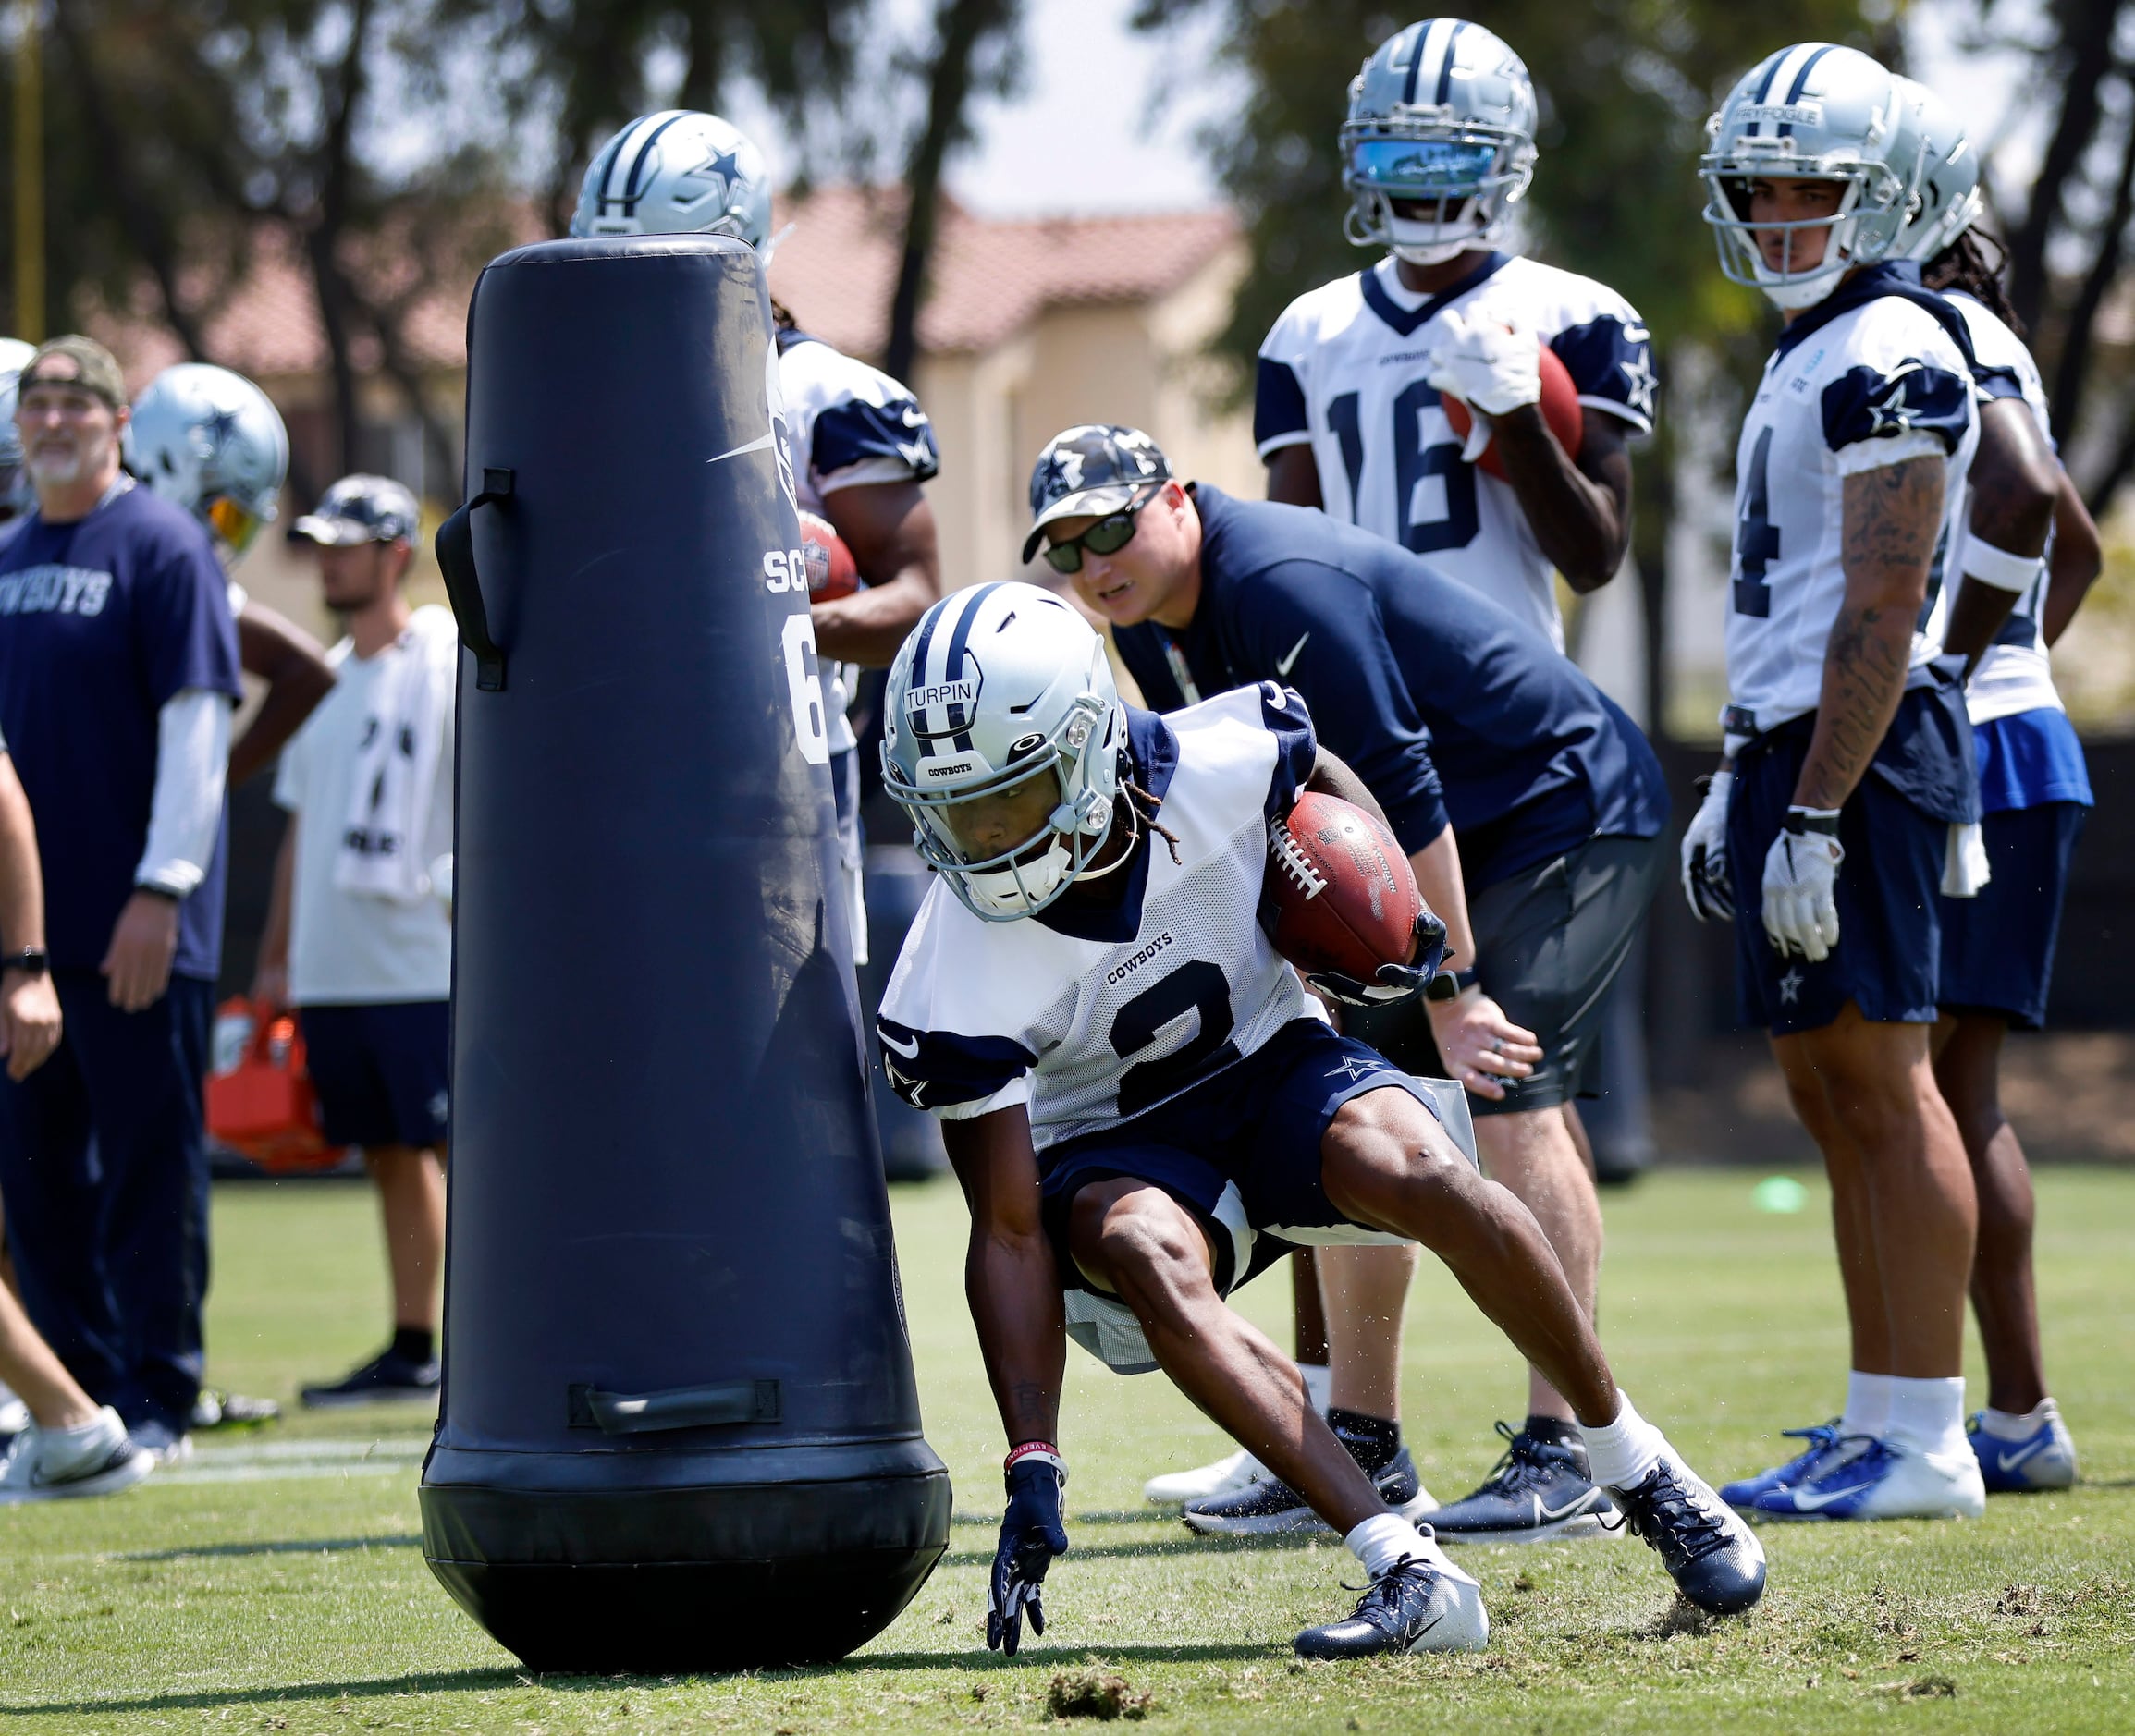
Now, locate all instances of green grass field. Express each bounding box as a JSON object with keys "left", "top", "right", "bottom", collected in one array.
[{"left": 1, "top": 1168, "right": 2130, "bottom": 1734}]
